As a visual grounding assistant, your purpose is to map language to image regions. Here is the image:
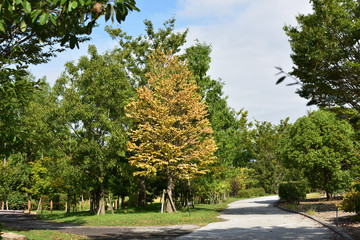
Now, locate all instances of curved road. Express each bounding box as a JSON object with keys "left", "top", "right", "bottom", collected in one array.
[{"left": 177, "top": 195, "right": 343, "bottom": 240}]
